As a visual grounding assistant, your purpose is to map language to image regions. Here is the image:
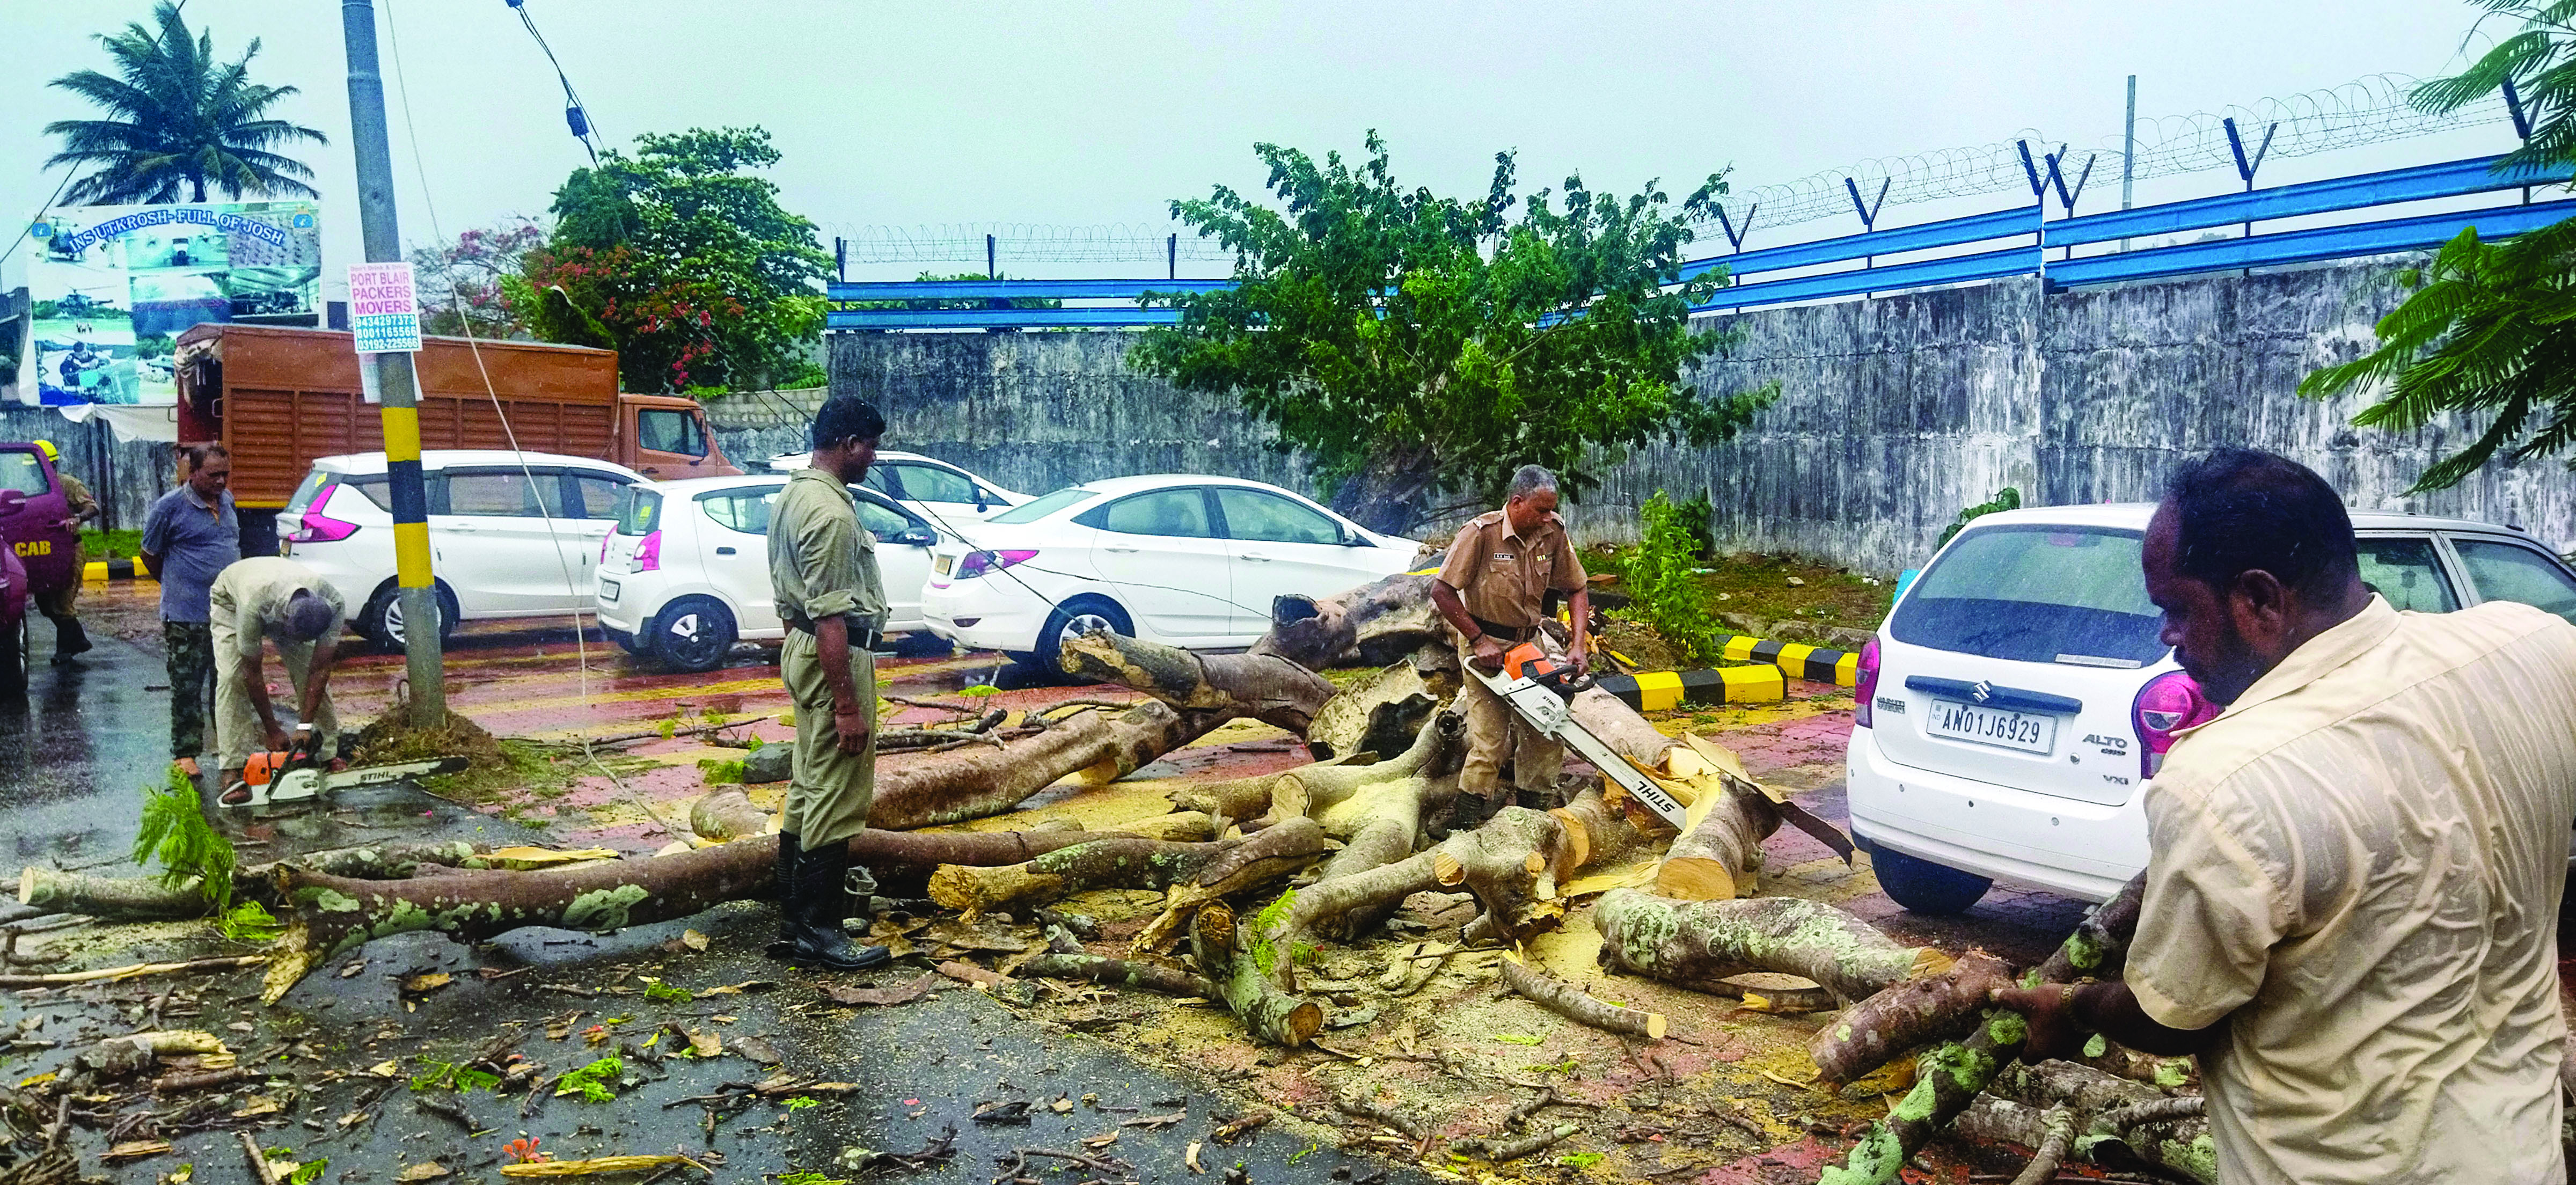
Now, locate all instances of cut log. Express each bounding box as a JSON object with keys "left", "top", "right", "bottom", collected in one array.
[
  {"left": 1017, "top": 954, "right": 1218, "bottom": 998},
  {"left": 1592, "top": 890, "right": 1936, "bottom": 1006},
  {"left": 1500, "top": 956, "right": 1665, "bottom": 1040},
  {"left": 1058, "top": 630, "right": 1336, "bottom": 737},
  {"left": 1272, "top": 711, "right": 1454, "bottom": 819},
  {"left": 1545, "top": 788, "right": 1656, "bottom": 881},
  {"left": 1168, "top": 769, "right": 1304, "bottom": 820},
  {"left": 871, "top": 700, "right": 1202, "bottom": 830},
  {"left": 1191, "top": 902, "right": 1323, "bottom": 1047},
  {"left": 1251, "top": 572, "right": 1449, "bottom": 672},
  {"left": 1130, "top": 818, "right": 1337, "bottom": 954},
  {"left": 19, "top": 841, "right": 501, "bottom": 920},
  {"left": 925, "top": 821, "right": 1329, "bottom": 919},
  {"left": 689, "top": 788, "right": 773, "bottom": 841},
  {"left": 1809, "top": 950, "right": 2011, "bottom": 1087},
  {"left": 1653, "top": 777, "right": 1783, "bottom": 902},
  {"left": 2030, "top": 871, "right": 2145, "bottom": 986},
  {"left": 1302, "top": 659, "right": 1448, "bottom": 762}
]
